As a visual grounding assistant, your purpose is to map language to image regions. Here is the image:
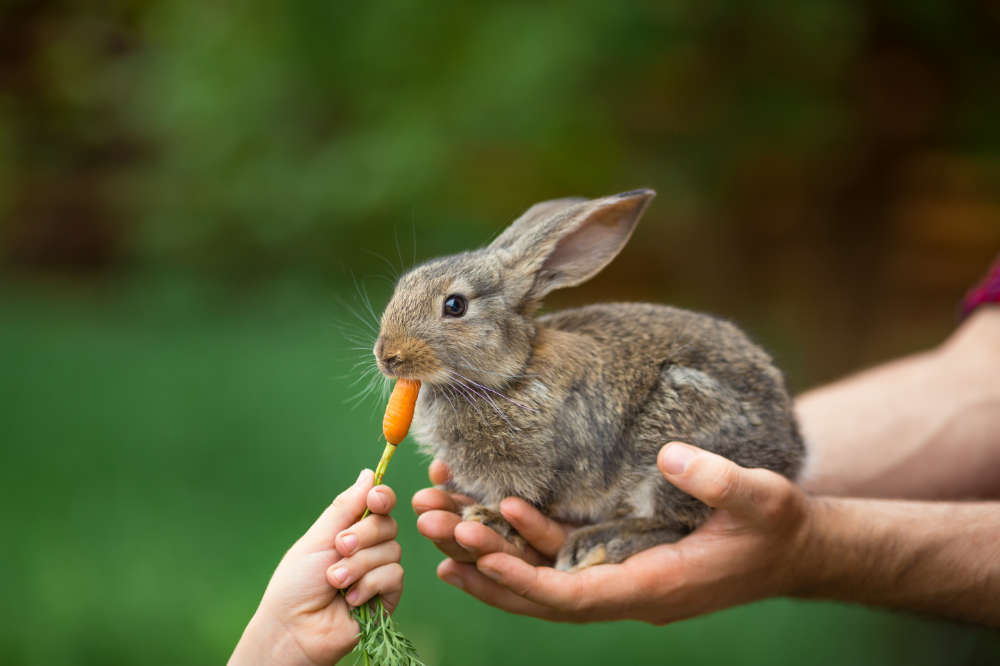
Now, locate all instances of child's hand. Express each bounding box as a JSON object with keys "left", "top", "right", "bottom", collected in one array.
[{"left": 229, "top": 469, "right": 404, "bottom": 666}]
